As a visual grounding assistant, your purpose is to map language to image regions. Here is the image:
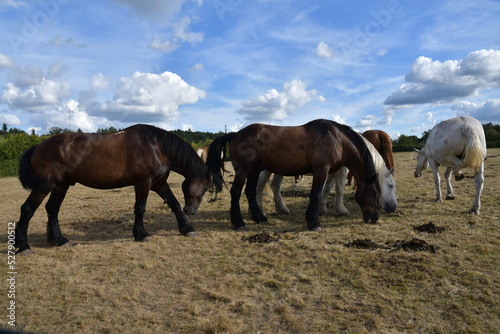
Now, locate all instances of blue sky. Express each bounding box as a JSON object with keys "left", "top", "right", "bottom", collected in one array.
[{"left": 1, "top": 0, "right": 499, "bottom": 138}]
